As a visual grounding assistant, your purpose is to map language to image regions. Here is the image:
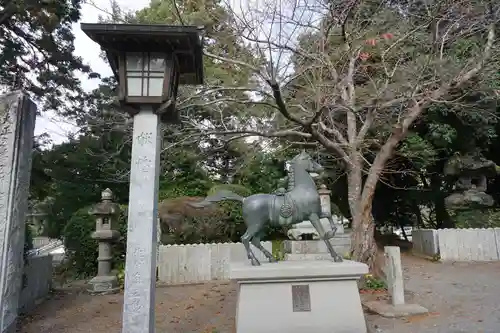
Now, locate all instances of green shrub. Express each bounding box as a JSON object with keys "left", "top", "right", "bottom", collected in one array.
[
  {"left": 168, "top": 210, "right": 246, "bottom": 244},
  {"left": 62, "top": 205, "right": 128, "bottom": 278},
  {"left": 363, "top": 274, "right": 387, "bottom": 290},
  {"left": 208, "top": 184, "right": 288, "bottom": 242},
  {"left": 167, "top": 184, "right": 251, "bottom": 244},
  {"left": 271, "top": 240, "right": 286, "bottom": 261},
  {"left": 450, "top": 209, "right": 500, "bottom": 229},
  {"left": 115, "top": 260, "right": 126, "bottom": 288}
]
